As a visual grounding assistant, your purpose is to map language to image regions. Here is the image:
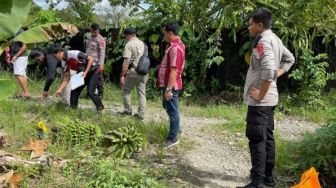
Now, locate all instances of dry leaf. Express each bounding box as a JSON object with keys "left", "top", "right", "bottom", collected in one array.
[
  {"left": 9, "top": 173, "right": 22, "bottom": 188},
  {"left": 21, "top": 140, "right": 49, "bottom": 159},
  {"left": 0, "top": 170, "right": 13, "bottom": 188}
]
